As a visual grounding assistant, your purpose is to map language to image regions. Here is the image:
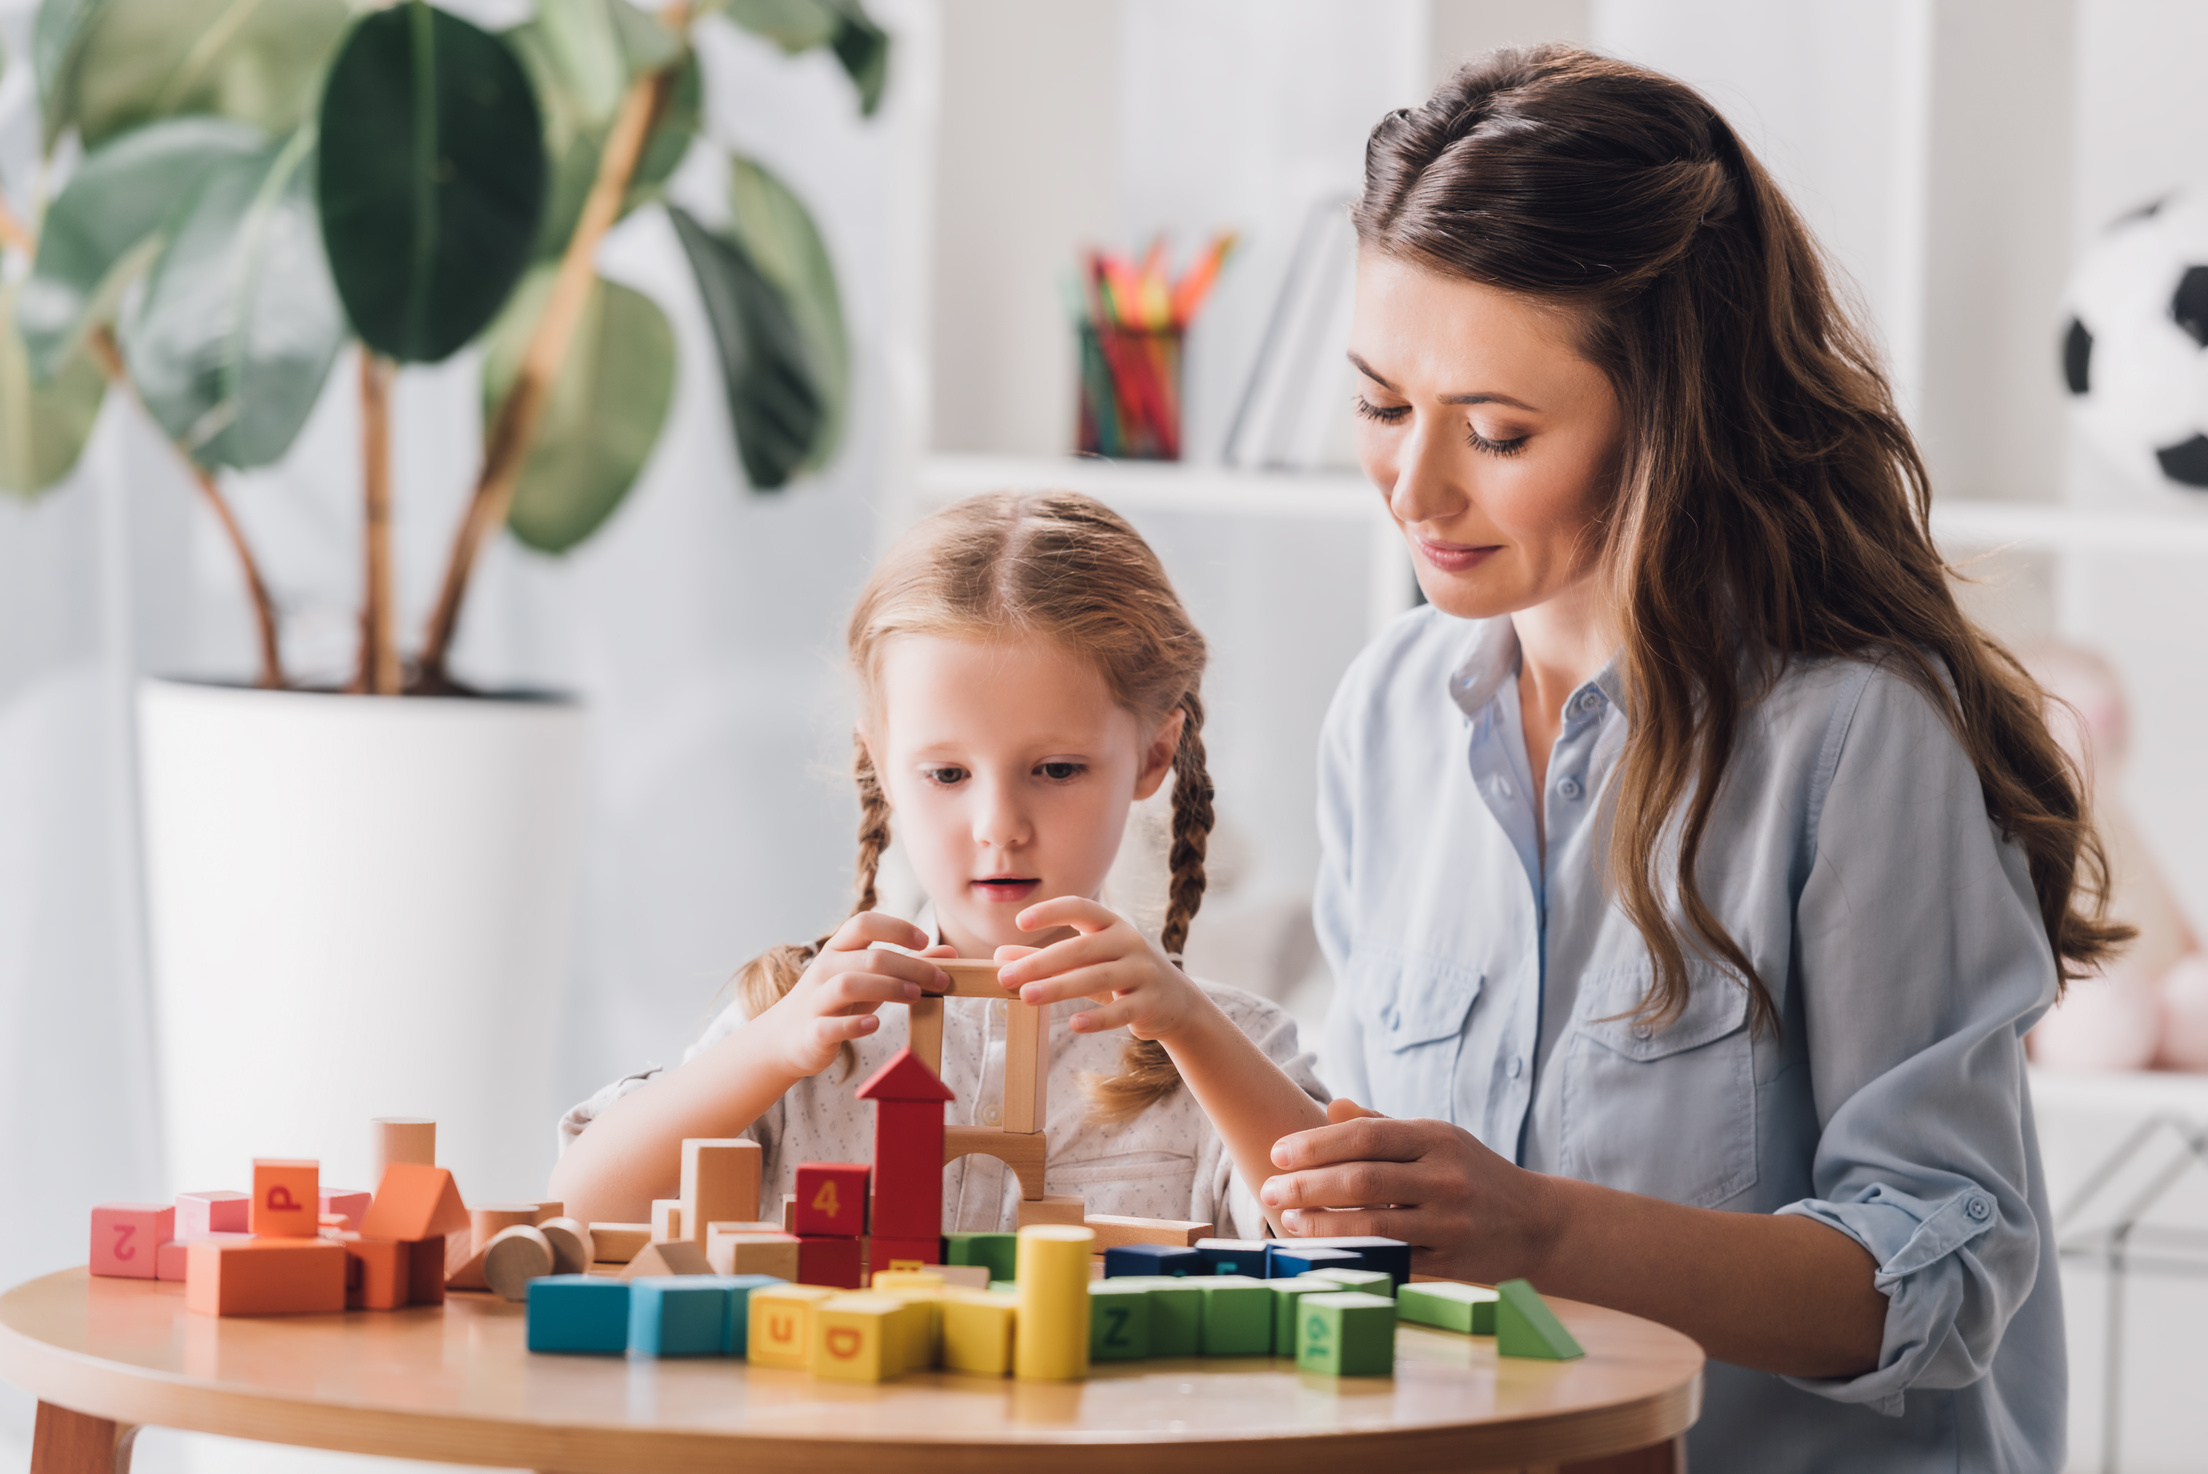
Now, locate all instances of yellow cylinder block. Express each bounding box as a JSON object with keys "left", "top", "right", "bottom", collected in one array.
[{"left": 1013, "top": 1225, "right": 1094, "bottom": 1380}]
